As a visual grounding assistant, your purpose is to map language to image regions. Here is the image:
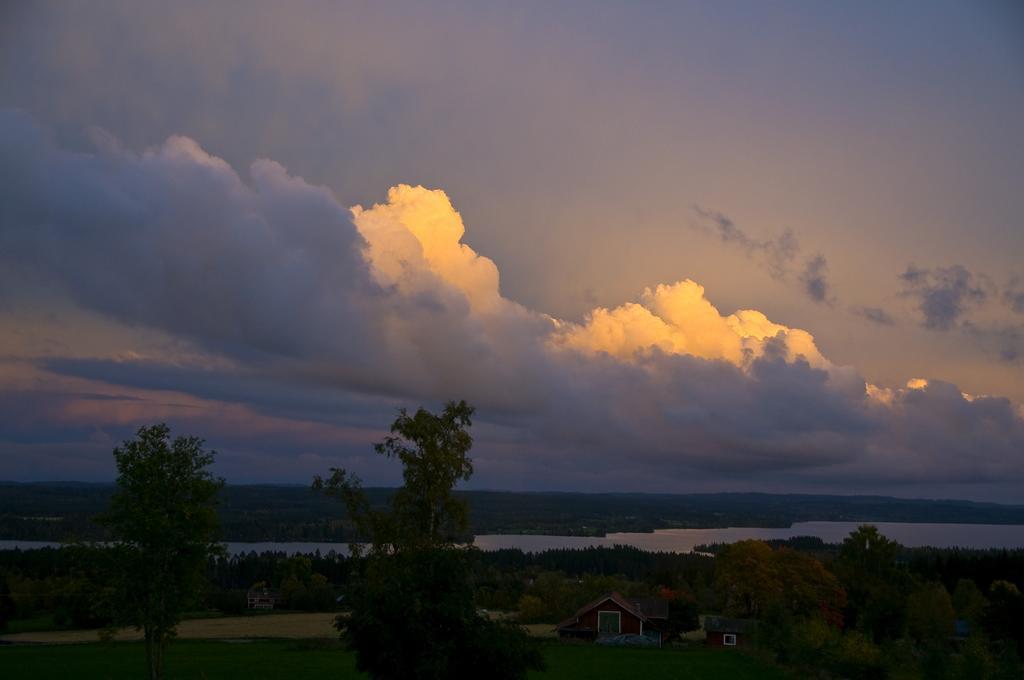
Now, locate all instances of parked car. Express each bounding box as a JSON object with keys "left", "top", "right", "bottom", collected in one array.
[{"left": 596, "top": 634, "right": 659, "bottom": 647}]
